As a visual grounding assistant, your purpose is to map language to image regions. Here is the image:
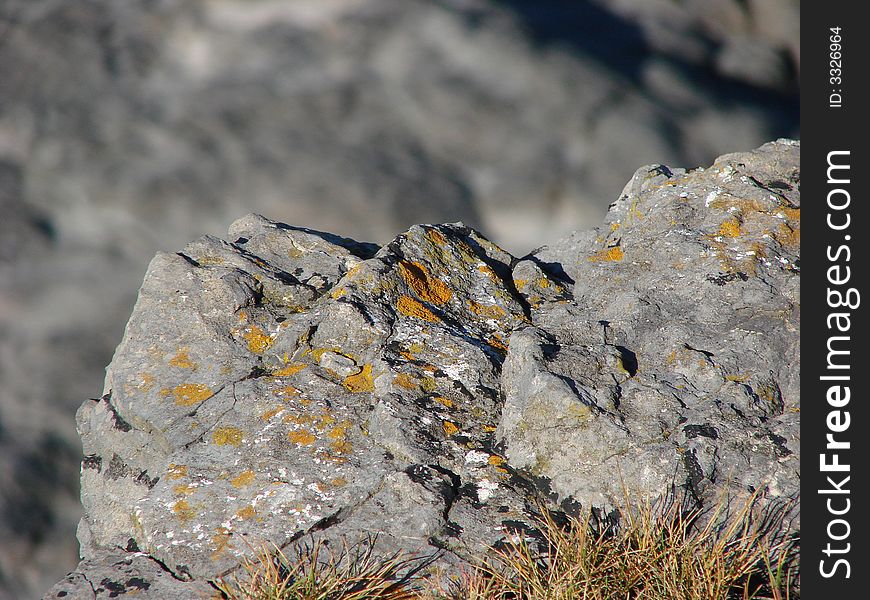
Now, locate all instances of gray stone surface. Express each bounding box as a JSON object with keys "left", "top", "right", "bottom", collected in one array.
[
  {"left": 48, "top": 140, "right": 799, "bottom": 597},
  {"left": 1, "top": 3, "right": 799, "bottom": 596}
]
